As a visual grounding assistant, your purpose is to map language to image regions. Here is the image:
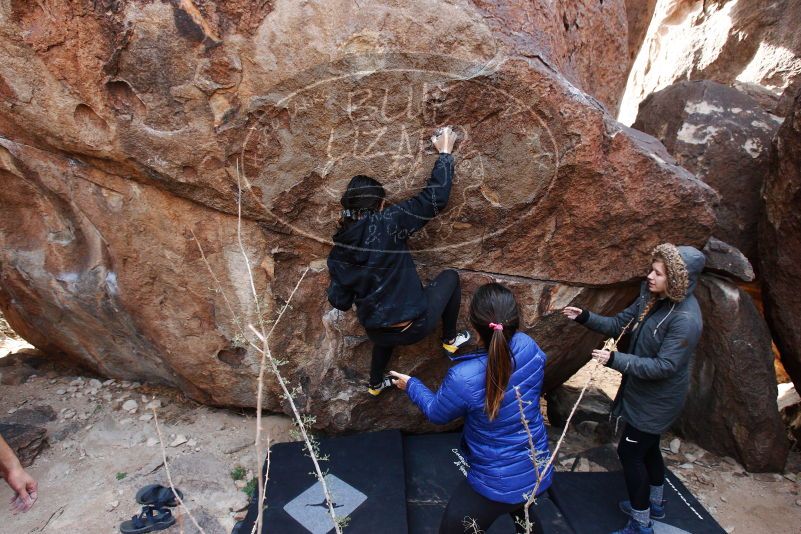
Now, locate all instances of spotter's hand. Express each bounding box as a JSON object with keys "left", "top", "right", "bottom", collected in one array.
[
  {"left": 591, "top": 349, "right": 611, "bottom": 366},
  {"left": 389, "top": 370, "right": 411, "bottom": 391}
]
